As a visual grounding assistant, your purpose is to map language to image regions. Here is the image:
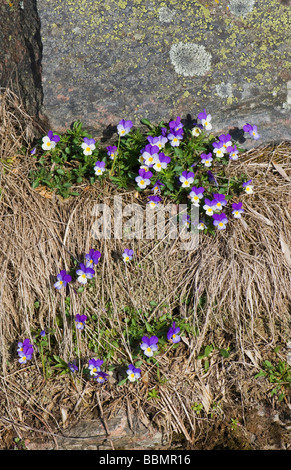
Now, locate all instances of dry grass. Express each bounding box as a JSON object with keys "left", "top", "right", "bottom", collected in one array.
[{"left": 0, "top": 88, "right": 290, "bottom": 449}]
